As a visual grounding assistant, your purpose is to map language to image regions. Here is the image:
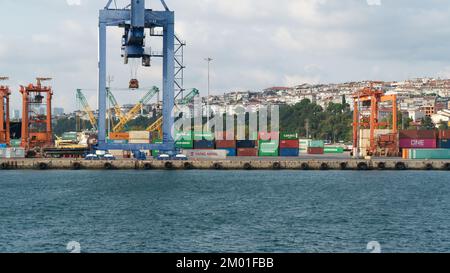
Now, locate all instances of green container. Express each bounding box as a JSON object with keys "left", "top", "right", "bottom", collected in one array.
[
  {"left": 151, "top": 139, "right": 163, "bottom": 156},
  {"left": 10, "top": 139, "right": 21, "bottom": 147},
  {"left": 410, "top": 149, "right": 450, "bottom": 159},
  {"left": 258, "top": 140, "right": 279, "bottom": 156},
  {"left": 175, "top": 131, "right": 193, "bottom": 141},
  {"left": 176, "top": 140, "right": 194, "bottom": 149},
  {"left": 324, "top": 147, "right": 344, "bottom": 154},
  {"left": 281, "top": 133, "right": 299, "bottom": 140},
  {"left": 193, "top": 131, "right": 214, "bottom": 141},
  {"left": 309, "top": 140, "right": 324, "bottom": 148}
]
